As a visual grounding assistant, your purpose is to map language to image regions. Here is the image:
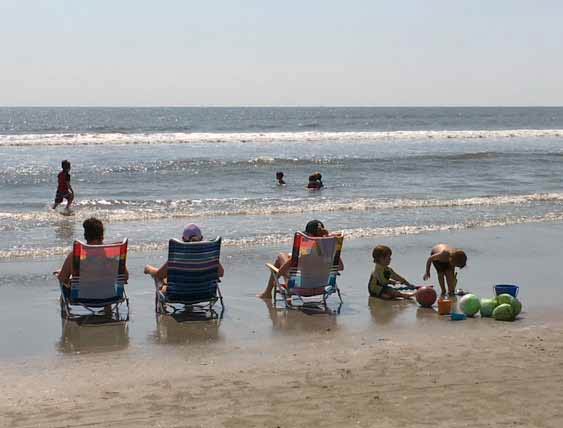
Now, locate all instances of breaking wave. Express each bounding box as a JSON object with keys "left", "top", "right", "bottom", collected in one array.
[
  {"left": 2, "top": 211, "right": 563, "bottom": 260},
  {"left": 2, "top": 129, "right": 563, "bottom": 147}
]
